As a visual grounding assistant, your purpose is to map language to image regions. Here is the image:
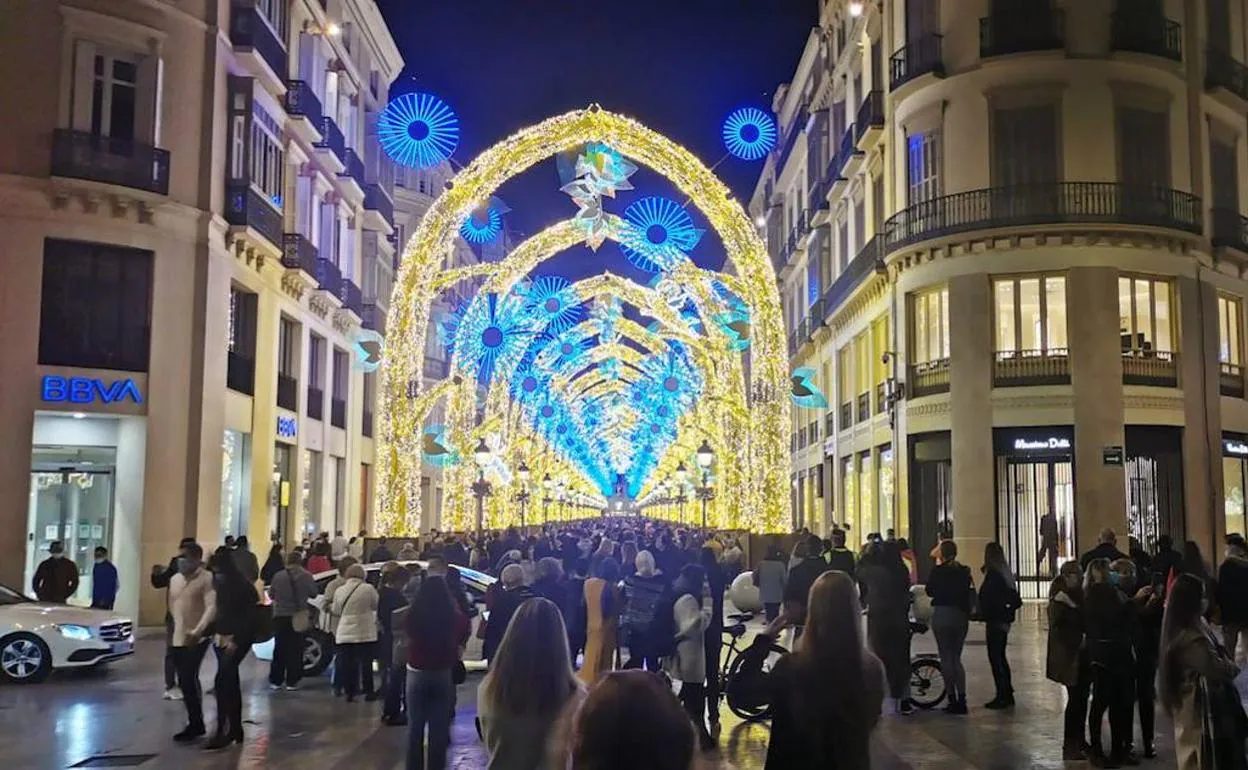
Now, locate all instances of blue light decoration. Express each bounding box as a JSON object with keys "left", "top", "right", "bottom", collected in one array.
[
  {"left": 421, "top": 425, "right": 458, "bottom": 467},
  {"left": 791, "top": 367, "right": 829, "bottom": 409},
  {"left": 618, "top": 197, "right": 705, "bottom": 272},
  {"left": 459, "top": 205, "right": 503, "bottom": 244},
  {"left": 722, "top": 107, "right": 778, "bottom": 161},
  {"left": 349, "top": 328, "right": 385, "bottom": 372},
  {"left": 524, "top": 276, "right": 584, "bottom": 336},
  {"left": 454, "top": 291, "right": 539, "bottom": 383},
  {"left": 713, "top": 308, "right": 751, "bottom": 352},
  {"left": 377, "top": 92, "right": 460, "bottom": 169}
]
